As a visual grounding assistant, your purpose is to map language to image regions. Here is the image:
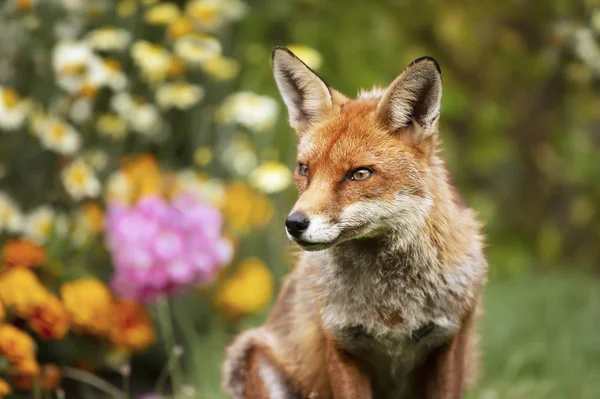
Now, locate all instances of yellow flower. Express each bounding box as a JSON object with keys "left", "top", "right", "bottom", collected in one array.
[
  {"left": 105, "top": 171, "right": 133, "bottom": 204},
  {"left": 201, "top": 55, "right": 240, "bottom": 81},
  {"left": 28, "top": 294, "right": 71, "bottom": 341},
  {"left": 109, "top": 300, "right": 155, "bottom": 352},
  {"left": 71, "top": 202, "right": 104, "bottom": 246},
  {"left": 185, "top": 0, "right": 223, "bottom": 31},
  {"left": 85, "top": 27, "right": 131, "bottom": 52},
  {"left": 0, "top": 268, "right": 48, "bottom": 318},
  {"left": 167, "top": 16, "right": 196, "bottom": 39},
  {"left": 222, "top": 181, "right": 274, "bottom": 233},
  {"left": 144, "top": 2, "right": 181, "bottom": 25},
  {"left": 23, "top": 206, "right": 56, "bottom": 244},
  {"left": 96, "top": 112, "right": 128, "bottom": 139},
  {"left": 0, "top": 192, "right": 24, "bottom": 233},
  {"left": 0, "top": 377, "right": 10, "bottom": 397},
  {"left": 131, "top": 41, "right": 173, "bottom": 83},
  {"left": 194, "top": 146, "right": 213, "bottom": 167},
  {"left": 166, "top": 57, "right": 187, "bottom": 78},
  {"left": 16, "top": 0, "right": 35, "bottom": 12},
  {"left": 215, "top": 257, "right": 273, "bottom": 318},
  {"left": 0, "top": 86, "right": 31, "bottom": 131},
  {"left": 61, "top": 278, "right": 113, "bottom": 336},
  {"left": 110, "top": 93, "right": 163, "bottom": 137},
  {"left": 155, "top": 82, "right": 205, "bottom": 110},
  {"left": 248, "top": 161, "right": 293, "bottom": 194},
  {"left": 0, "top": 324, "right": 39, "bottom": 377},
  {"left": 285, "top": 45, "right": 322, "bottom": 70},
  {"left": 117, "top": 0, "right": 137, "bottom": 17},
  {"left": 174, "top": 34, "right": 221, "bottom": 66},
  {"left": 121, "top": 154, "right": 162, "bottom": 201},
  {"left": 217, "top": 92, "right": 279, "bottom": 133},
  {"left": 172, "top": 170, "right": 226, "bottom": 207},
  {"left": 2, "top": 238, "right": 46, "bottom": 268},
  {"left": 38, "top": 118, "right": 81, "bottom": 155},
  {"left": 61, "top": 158, "right": 102, "bottom": 201},
  {"left": 0, "top": 302, "right": 4, "bottom": 322}
]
